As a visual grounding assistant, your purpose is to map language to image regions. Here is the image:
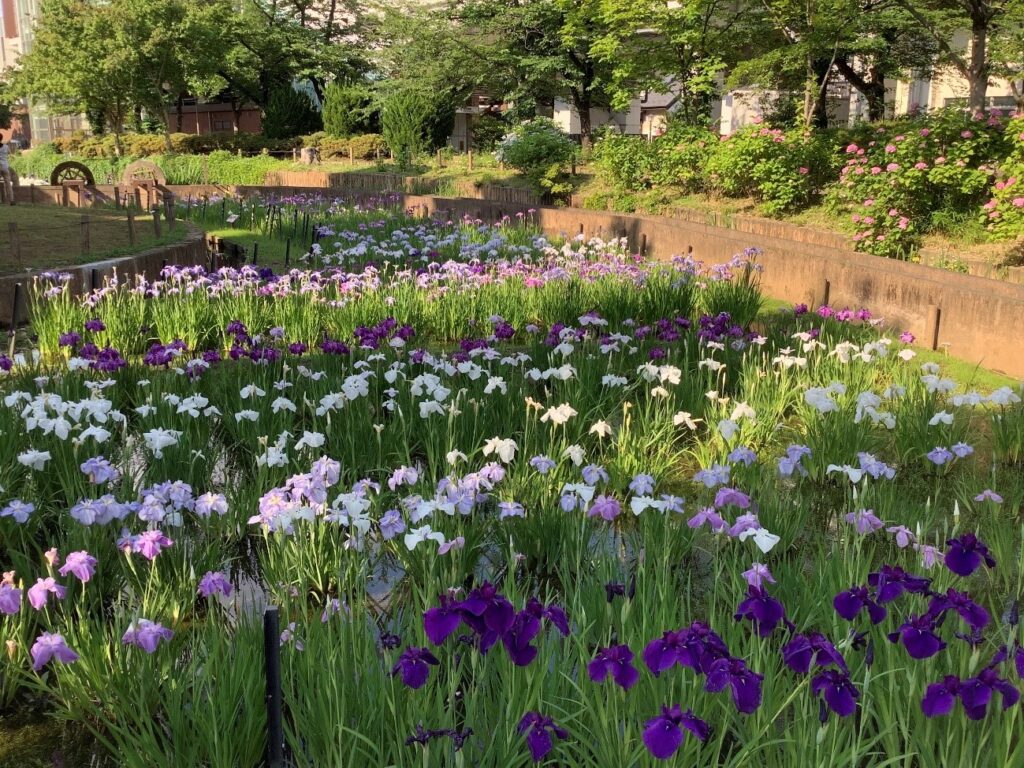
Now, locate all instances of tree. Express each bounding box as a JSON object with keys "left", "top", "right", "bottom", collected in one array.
[
  {"left": 989, "top": 0, "right": 1024, "bottom": 110},
  {"left": 894, "top": 0, "right": 1013, "bottom": 112},
  {"left": 381, "top": 89, "right": 431, "bottom": 168},
  {"left": 593, "top": 0, "right": 748, "bottom": 124},
  {"left": 9, "top": 0, "right": 136, "bottom": 155},
  {"left": 322, "top": 81, "right": 377, "bottom": 137},
  {"left": 451, "top": 0, "right": 614, "bottom": 147},
  {"left": 263, "top": 86, "right": 323, "bottom": 139}
]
